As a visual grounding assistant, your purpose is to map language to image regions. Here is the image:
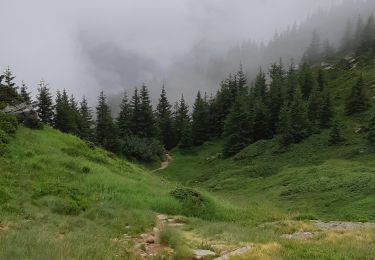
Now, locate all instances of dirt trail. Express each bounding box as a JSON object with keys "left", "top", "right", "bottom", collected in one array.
[{"left": 152, "top": 153, "right": 172, "bottom": 173}]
